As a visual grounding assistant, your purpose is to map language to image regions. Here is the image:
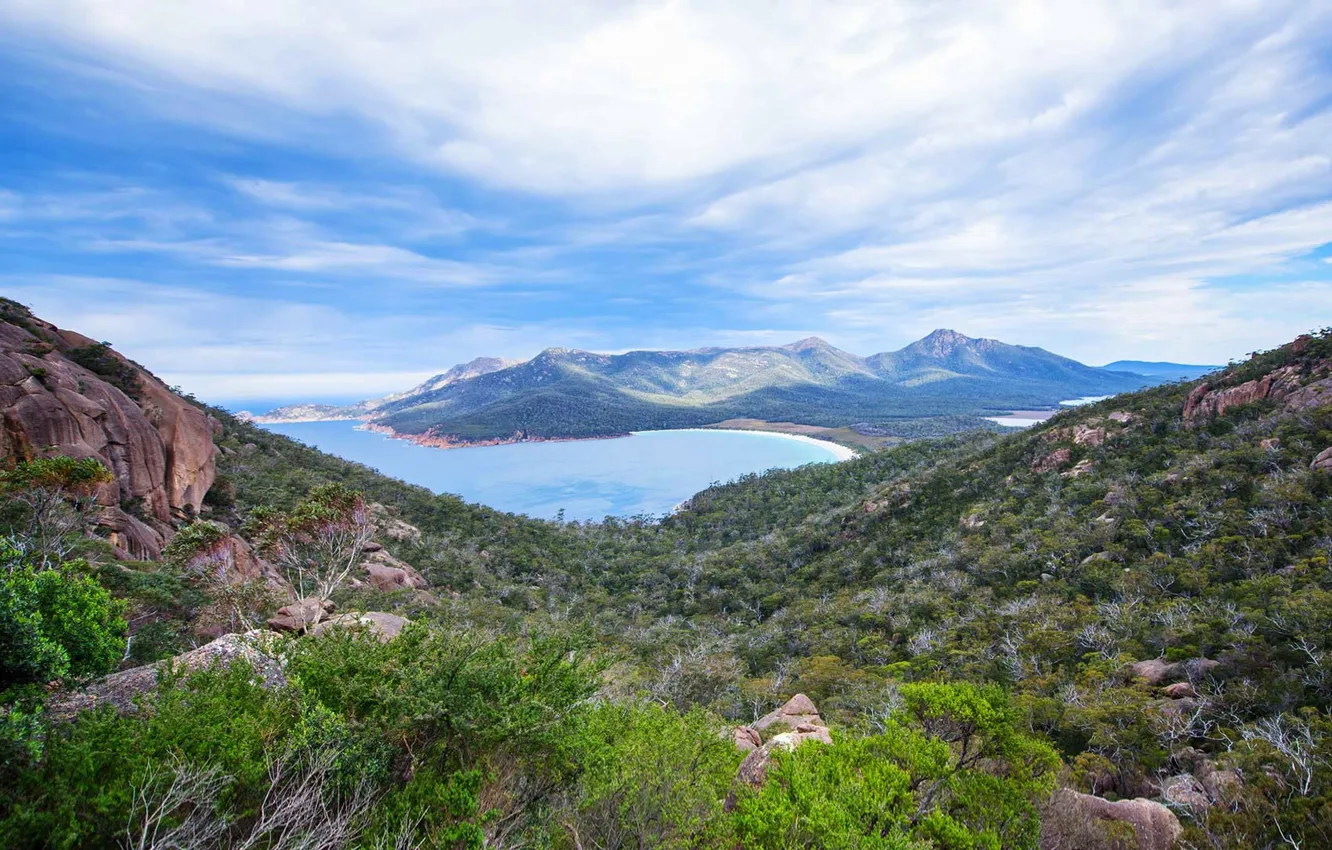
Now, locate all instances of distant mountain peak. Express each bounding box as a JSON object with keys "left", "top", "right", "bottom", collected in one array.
[
  {"left": 912, "top": 329, "right": 982, "bottom": 357},
  {"left": 783, "top": 336, "right": 835, "bottom": 352}
]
